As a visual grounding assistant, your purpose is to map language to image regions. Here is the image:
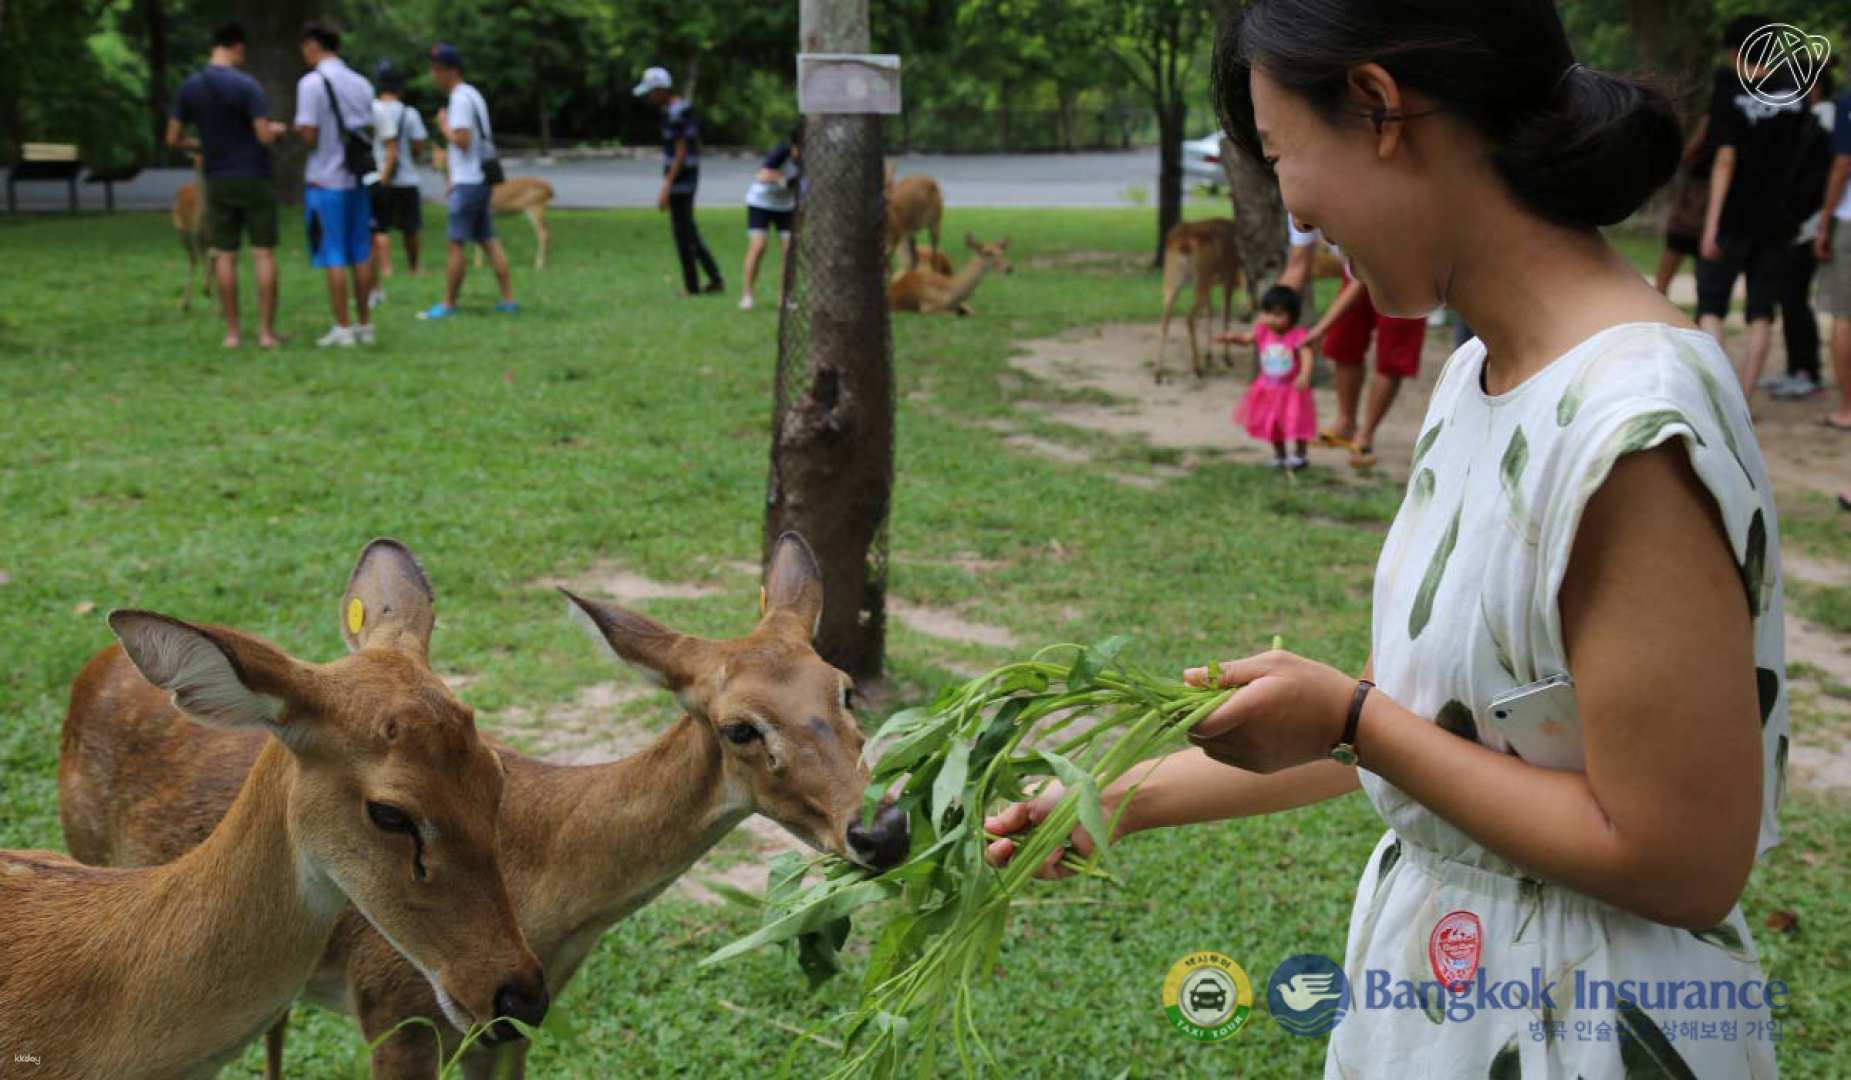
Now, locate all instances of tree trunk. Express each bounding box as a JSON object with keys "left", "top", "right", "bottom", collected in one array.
[
  {"left": 684, "top": 52, "right": 700, "bottom": 104},
  {"left": 142, "top": 0, "right": 168, "bottom": 160},
  {"left": 235, "top": 0, "right": 312, "bottom": 204},
  {"left": 767, "top": 0, "right": 894, "bottom": 681},
  {"left": 1221, "top": 133, "right": 1284, "bottom": 311},
  {"left": 1153, "top": 95, "right": 1184, "bottom": 268}
]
